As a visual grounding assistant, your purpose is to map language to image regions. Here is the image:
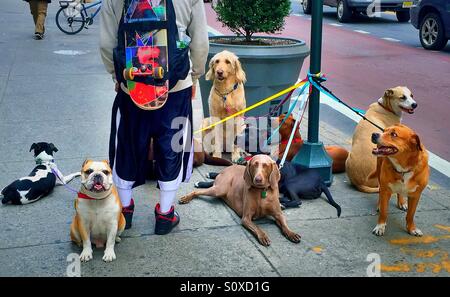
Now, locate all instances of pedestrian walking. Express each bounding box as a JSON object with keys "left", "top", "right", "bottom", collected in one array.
[{"left": 24, "top": 0, "right": 51, "bottom": 39}]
